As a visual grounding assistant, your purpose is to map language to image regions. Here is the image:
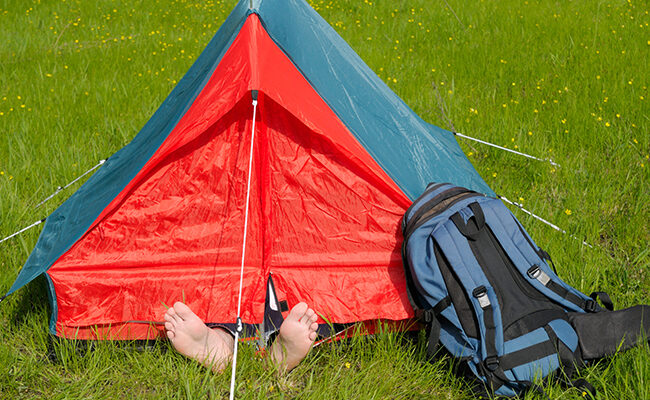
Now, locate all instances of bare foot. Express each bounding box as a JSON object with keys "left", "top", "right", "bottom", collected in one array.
[
  {"left": 164, "top": 302, "right": 234, "bottom": 372},
  {"left": 270, "top": 302, "right": 318, "bottom": 372}
]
